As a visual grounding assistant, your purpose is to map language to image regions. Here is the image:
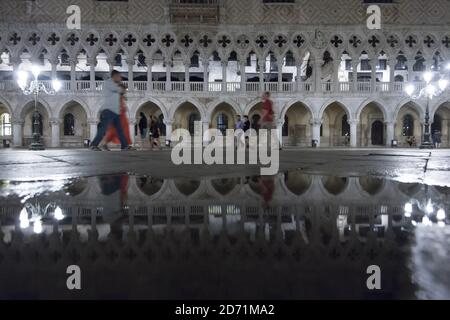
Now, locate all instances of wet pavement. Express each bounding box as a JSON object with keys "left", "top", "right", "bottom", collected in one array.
[{"left": 0, "top": 166, "right": 449, "bottom": 299}]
